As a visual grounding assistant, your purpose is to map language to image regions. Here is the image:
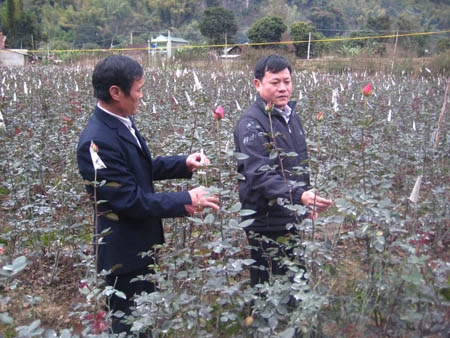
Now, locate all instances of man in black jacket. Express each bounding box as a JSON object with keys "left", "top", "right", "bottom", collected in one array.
[
  {"left": 77, "top": 55, "right": 219, "bottom": 335},
  {"left": 234, "top": 54, "right": 332, "bottom": 287}
]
